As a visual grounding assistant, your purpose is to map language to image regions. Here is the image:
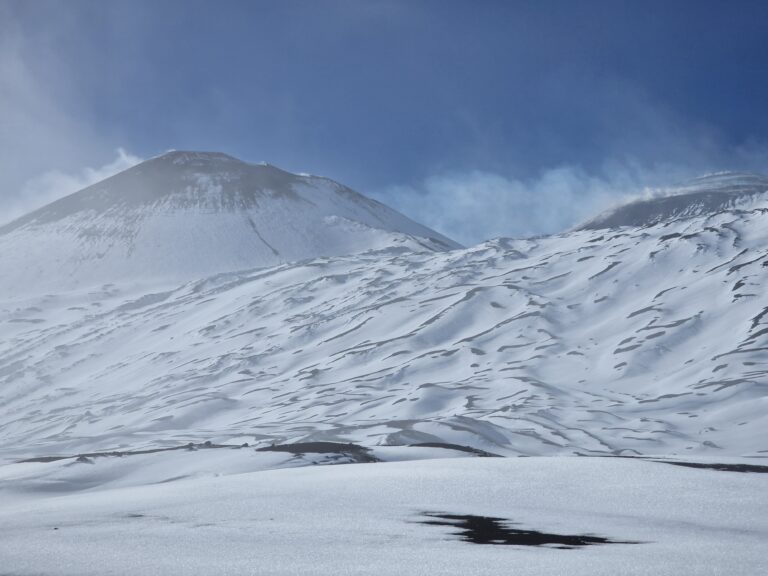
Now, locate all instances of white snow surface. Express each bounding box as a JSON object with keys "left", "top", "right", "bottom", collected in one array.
[
  {"left": 1, "top": 161, "right": 767, "bottom": 574},
  {"left": 1, "top": 192, "right": 766, "bottom": 460},
  {"left": 0, "top": 456, "right": 765, "bottom": 575},
  {"left": 0, "top": 151, "right": 459, "bottom": 296}
]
